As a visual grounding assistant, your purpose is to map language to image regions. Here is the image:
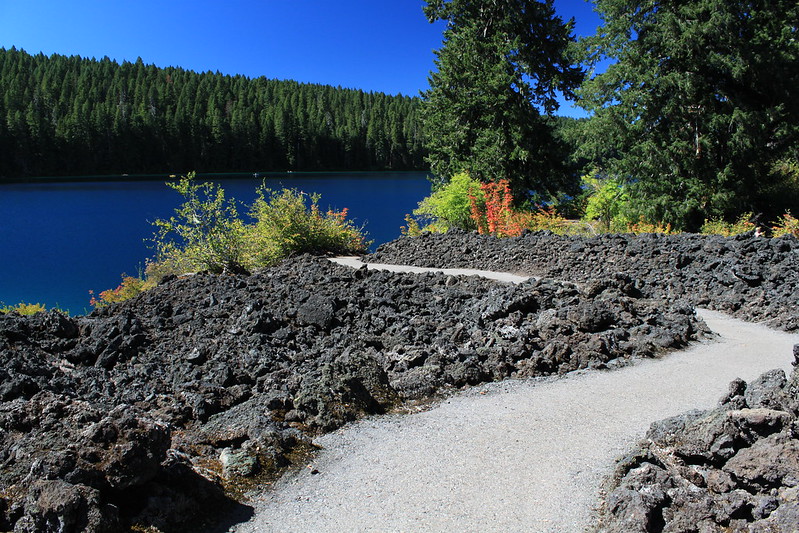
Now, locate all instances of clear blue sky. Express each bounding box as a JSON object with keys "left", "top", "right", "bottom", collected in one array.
[{"left": 0, "top": 0, "right": 602, "bottom": 116}]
